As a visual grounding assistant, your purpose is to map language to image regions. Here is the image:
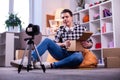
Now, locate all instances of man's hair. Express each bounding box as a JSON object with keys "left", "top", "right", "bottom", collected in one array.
[{"left": 61, "top": 9, "right": 73, "bottom": 17}]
